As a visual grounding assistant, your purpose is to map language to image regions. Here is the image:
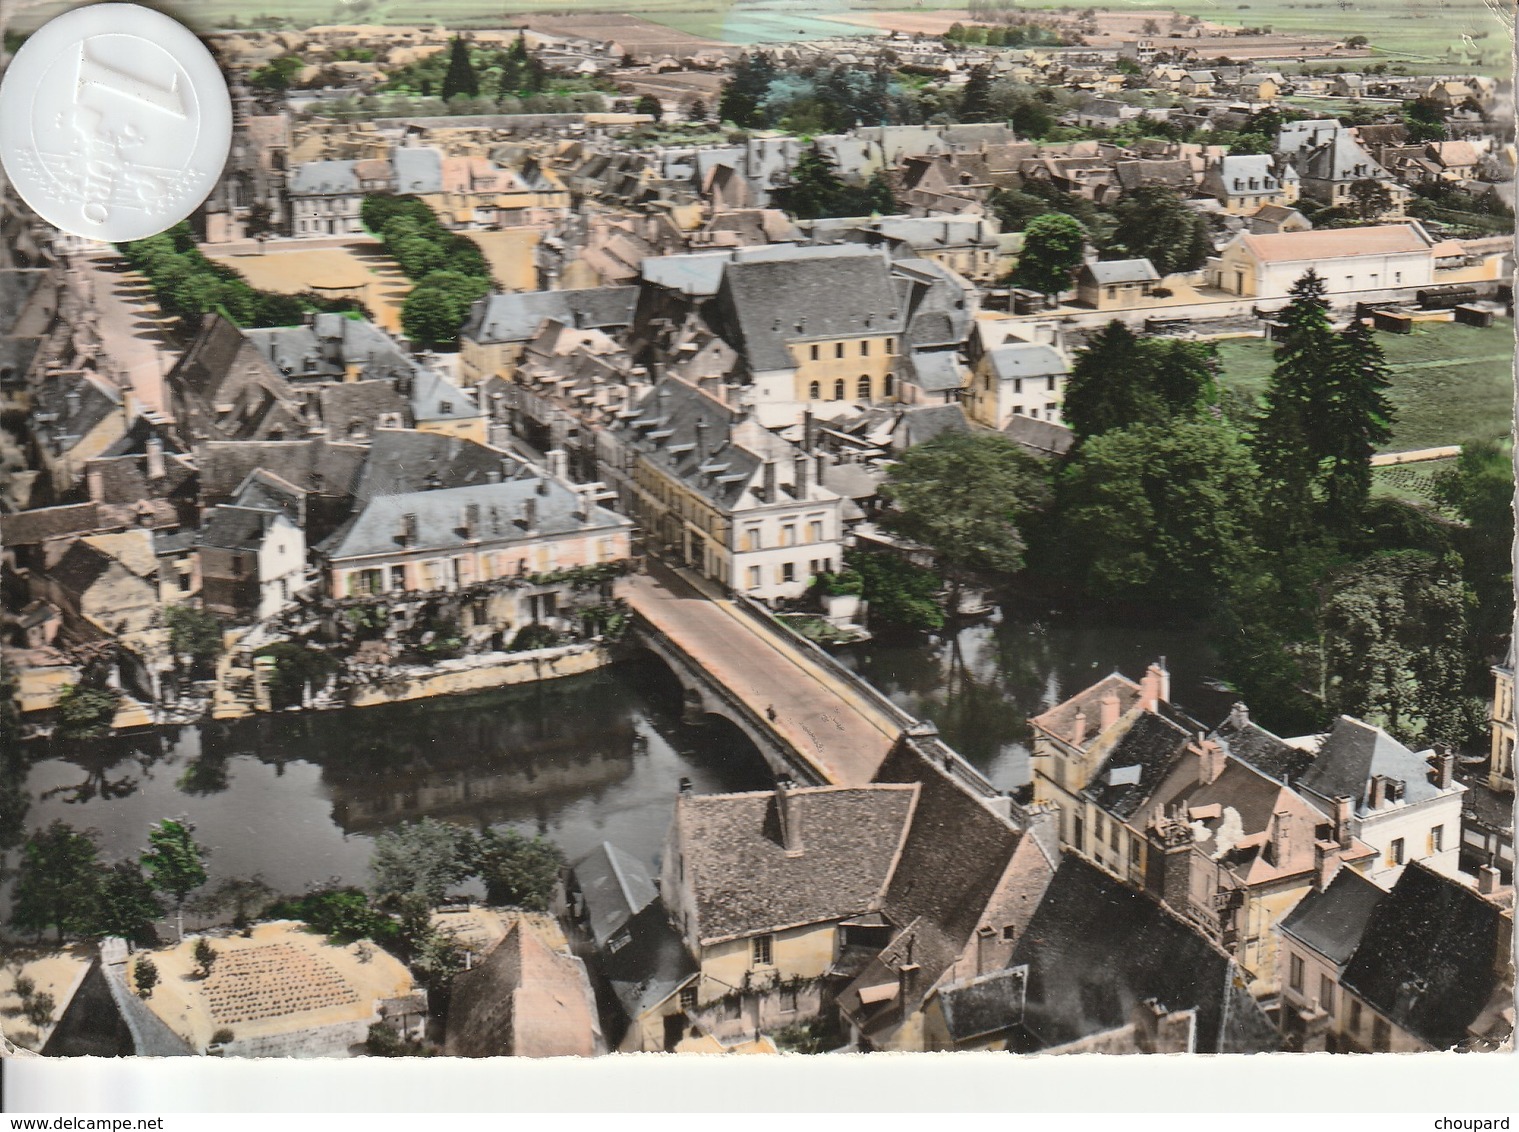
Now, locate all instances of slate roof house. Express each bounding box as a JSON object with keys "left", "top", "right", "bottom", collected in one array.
[
  {"left": 1030, "top": 665, "right": 1378, "bottom": 996},
  {"left": 1002, "top": 855, "right": 1281, "bottom": 1054},
  {"left": 1275, "top": 863, "right": 1388, "bottom": 1051},
  {"left": 1323, "top": 861, "right": 1513, "bottom": 1052},
  {"left": 315, "top": 474, "right": 631, "bottom": 607},
  {"left": 166, "top": 316, "right": 307, "bottom": 446},
  {"left": 1294, "top": 715, "right": 1466, "bottom": 886},
  {"left": 605, "top": 377, "right": 846, "bottom": 601},
  {"left": 458, "top": 286, "right": 638, "bottom": 385},
  {"left": 1075, "top": 258, "right": 1162, "bottom": 312},
  {"left": 444, "top": 920, "right": 604, "bottom": 1058}
]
